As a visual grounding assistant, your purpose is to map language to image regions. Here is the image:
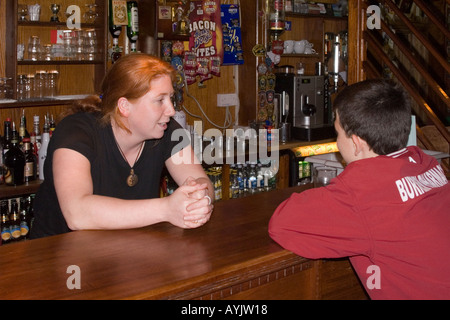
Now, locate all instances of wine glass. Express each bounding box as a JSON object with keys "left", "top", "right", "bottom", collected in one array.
[
  {"left": 84, "top": 29, "right": 97, "bottom": 60},
  {"left": 83, "top": 4, "right": 98, "bottom": 24}
]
